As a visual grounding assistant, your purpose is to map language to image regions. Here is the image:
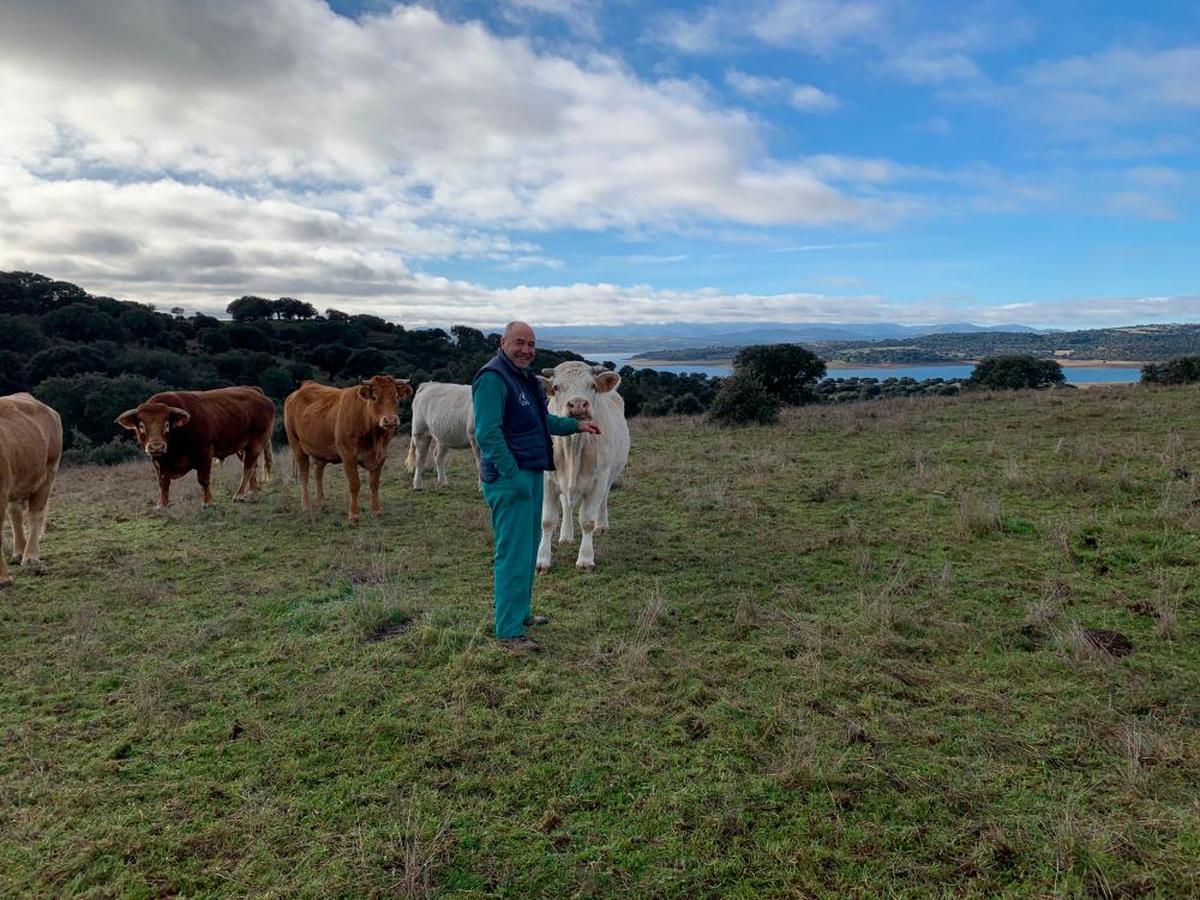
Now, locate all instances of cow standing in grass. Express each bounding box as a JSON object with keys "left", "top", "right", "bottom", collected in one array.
[
  {"left": 0, "top": 393, "right": 62, "bottom": 585},
  {"left": 405, "top": 382, "right": 481, "bottom": 490},
  {"left": 284, "top": 375, "right": 413, "bottom": 523},
  {"left": 537, "top": 362, "right": 629, "bottom": 572},
  {"left": 117, "top": 387, "right": 275, "bottom": 511}
]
